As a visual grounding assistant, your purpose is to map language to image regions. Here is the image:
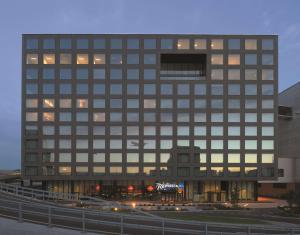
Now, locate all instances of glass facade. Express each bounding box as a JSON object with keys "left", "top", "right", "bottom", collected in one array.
[{"left": 22, "top": 34, "right": 278, "bottom": 201}]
